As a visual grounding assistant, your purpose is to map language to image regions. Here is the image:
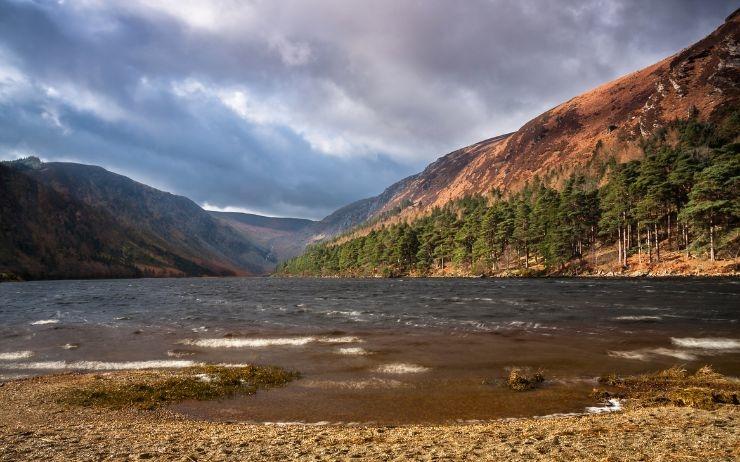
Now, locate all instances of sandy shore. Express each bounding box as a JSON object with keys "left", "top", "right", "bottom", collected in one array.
[{"left": 0, "top": 372, "right": 738, "bottom": 461}]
